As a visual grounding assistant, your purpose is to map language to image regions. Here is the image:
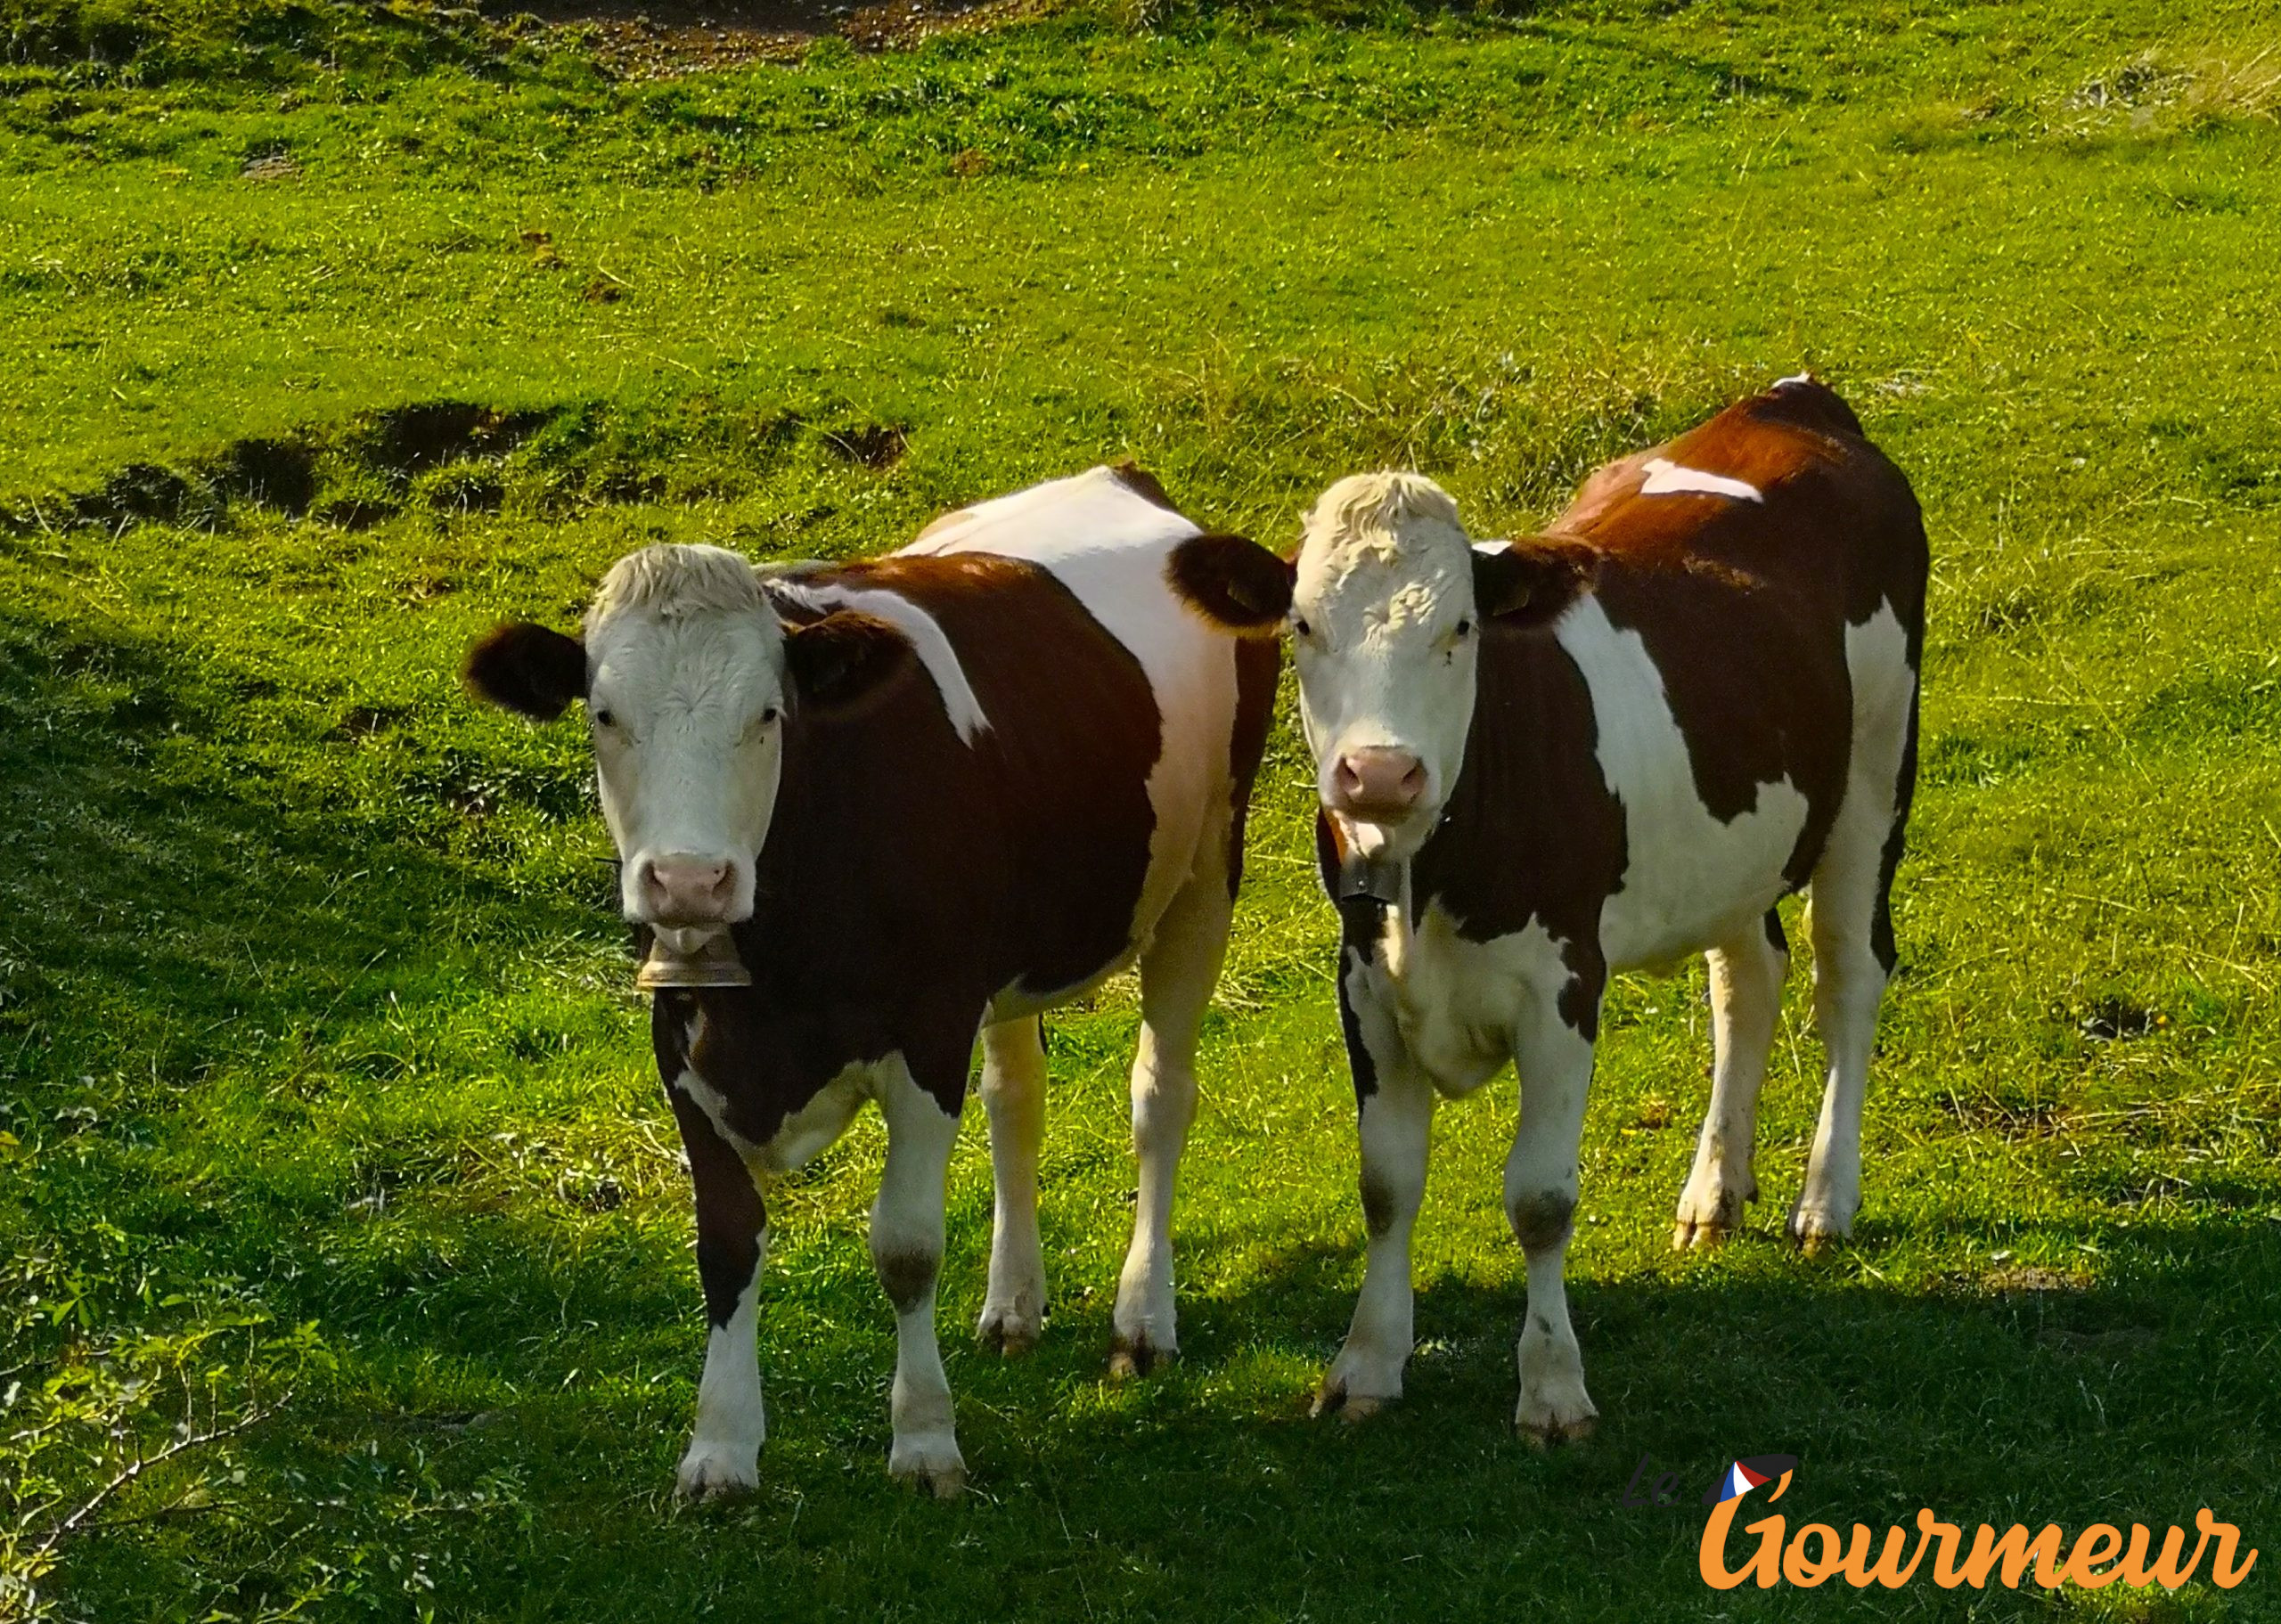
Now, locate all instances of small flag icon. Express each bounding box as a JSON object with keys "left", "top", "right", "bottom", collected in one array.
[{"left": 1703, "top": 1454, "right": 1799, "bottom": 1506}]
